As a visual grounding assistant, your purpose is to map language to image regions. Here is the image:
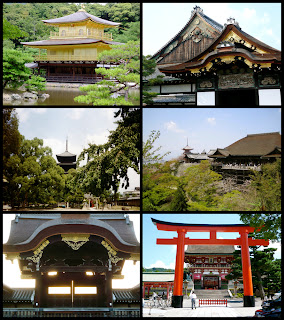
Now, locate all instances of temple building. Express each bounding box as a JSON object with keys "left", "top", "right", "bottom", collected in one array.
[
  {"left": 182, "top": 139, "right": 212, "bottom": 163},
  {"left": 3, "top": 214, "right": 140, "bottom": 316},
  {"left": 185, "top": 245, "right": 235, "bottom": 289},
  {"left": 21, "top": 7, "right": 122, "bottom": 83},
  {"left": 180, "top": 132, "right": 281, "bottom": 183},
  {"left": 209, "top": 132, "right": 281, "bottom": 164},
  {"left": 56, "top": 140, "right": 77, "bottom": 173},
  {"left": 145, "top": 6, "right": 281, "bottom": 105}
]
